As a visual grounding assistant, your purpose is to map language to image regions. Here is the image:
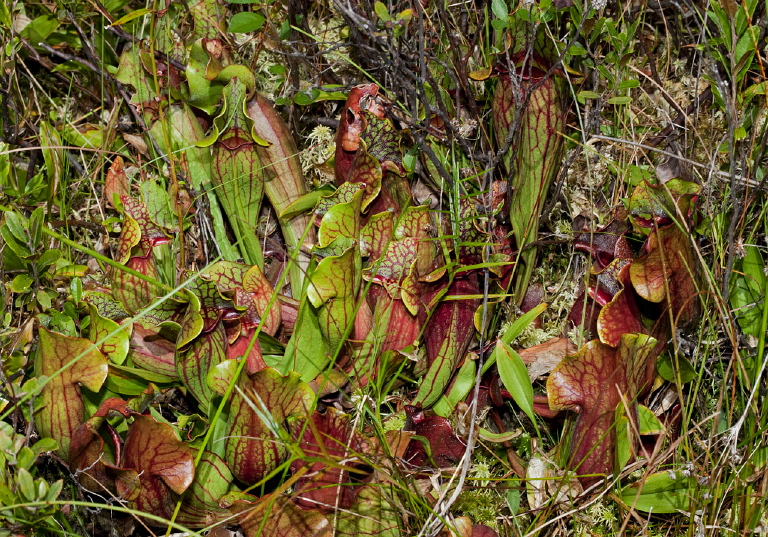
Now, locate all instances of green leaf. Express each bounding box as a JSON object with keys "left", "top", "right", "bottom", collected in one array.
[
  {"left": 308, "top": 242, "right": 361, "bottom": 358},
  {"left": 743, "top": 80, "right": 768, "bottom": 103},
  {"left": 317, "top": 185, "right": 364, "bottom": 247},
  {"left": 617, "top": 79, "right": 640, "bottom": 90},
  {"left": 10, "top": 274, "right": 33, "bottom": 293},
  {"left": 186, "top": 39, "right": 225, "bottom": 114},
  {"left": 656, "top": 353, "right": 696, "bottom": 384},
  {"left": 37, "top": 248, "right": 61, "bottom": 270},
  {"left": 619, "top": 471, "right": 695, "bottom": 513},
  {"left": 637, "top": 404, "right": 665, "bottom": 435},
  {"left": 578, "top": 90, "right": 600, "bottom": 100},
  {"left": 110, "top": 363, "right": 176, "bottom": 384},
  {"left": 229, "top": 11, "right": 266, "bottom": 33},
  {"left": 31, "top": 437, "right": 59, "bottom": 457},
  {"left": 88, "top": 305, "right": 131, "bottom": 365},
  {"left": 70, "top": 277, "right": 83, "bottom": 303},
  {"left": 153, "top": 103, "right": 239, "bottom": 262},
  {"left": 493, "top": 67, "right": 565, "bottom": 301},
  {"left": 608, "top": 96, "right": 632, "bottom": 105},
  {"left": 139, "top": 180, "right": 177, "bottom": 232},
  {"left": 29, "top": 207, "right": 45, "bottom": 249},
  {"left": 4, "top": 210, "right": 29, "bottom": 244},
  {"left": 279, "top": 187, "right": 333, "bottom": 219},
  {"left": 374, "top": 1, "right": 391, "bottom": 22},
  {"left": 46, "top": 479, "right": 63, "bottom": 502},
  {"left": 496, "top": 340, "right": 535, "bottom": 422},
  {"left": 568, "top": 44, "right": 588, "bottom": 56},
  {"left": 40, "top": 121, "right": 64, "bottom": 201},
  {"left": 36, "top": 289, "right": 52, "bottom": 310},
  {"left": 280, "top": 288, "right": 330, "bottom": 380},
  {"left": 16, "top": 467, "right": 36, "bottom": 501},
  {"left": 211, "top": 77, "right": 267, "bottom": 266},
  {"left": 1, "top": 225, "right": 31, "bottom": 259},
  {"left": 491, "top": 0, "right": 508, "bottom": 20},
  {"left": 247, "top": 92, "right": 316, "bottom": 290},
  {"left": 729, "top": 245, "right": 766, "bottom": 337},
  {"left": 19, "top": 14, "right": 60, "bottom": 44},
  {"left": 109, "top": 7, "right": 151, "bottom": 27},
  {"left": 105, "top": 374, "right": 149, "bottom": 396},
  {"left": 176, "top": 451, "right": 235, "bottom": 527},
  {"left": 433, "top": 359, "right": 477, "bottom": 417},
  {"left": 293, "top": 91, "right": 314, "bottom": 106},
  {"left": 483, "top": 303, "right": 546, "bottom": 373}
]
